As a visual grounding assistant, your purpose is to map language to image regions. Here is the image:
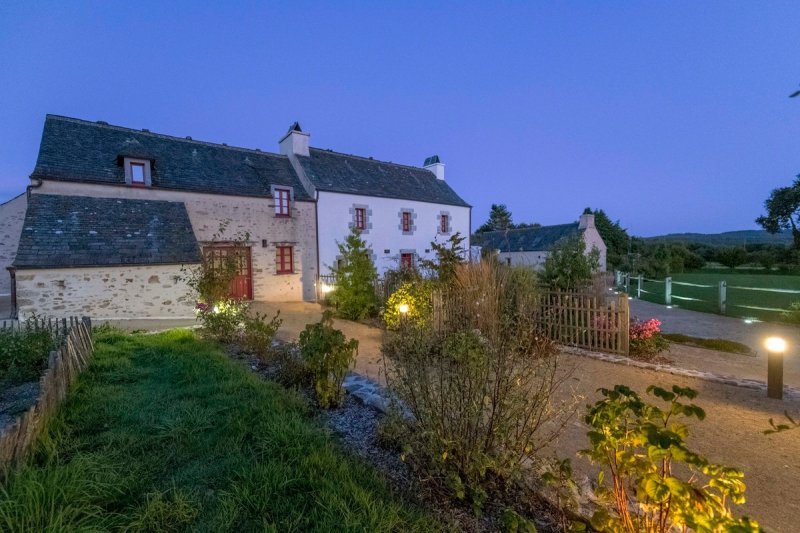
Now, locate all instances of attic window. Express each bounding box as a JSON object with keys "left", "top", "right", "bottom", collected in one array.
[
  {"left": 274, "top": 188, "right": 291, "bottom": 217},
  {"left": 131, "top": 163, "right": 145, "bottom": 184},
  {"left": 123, "top": 158, "right": 152, "bottom": 187}
]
